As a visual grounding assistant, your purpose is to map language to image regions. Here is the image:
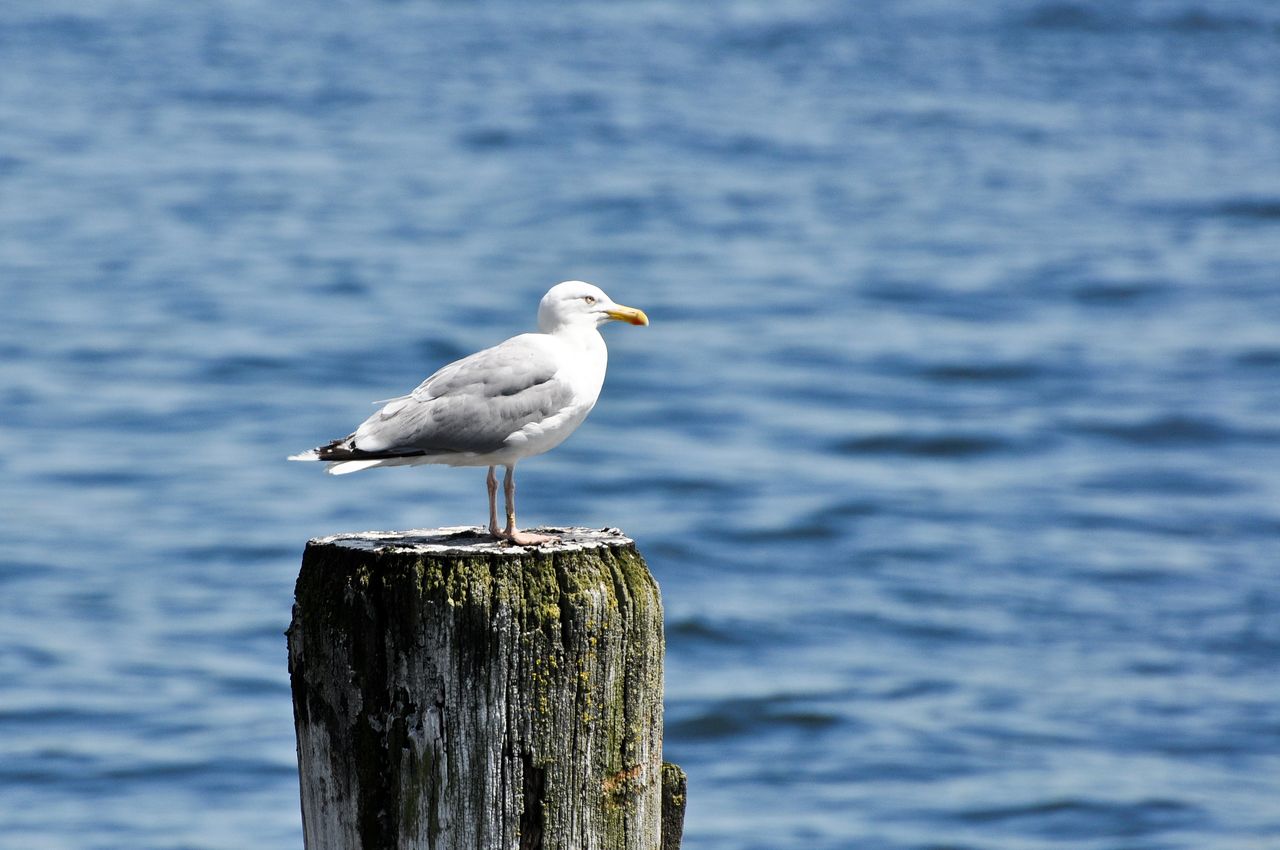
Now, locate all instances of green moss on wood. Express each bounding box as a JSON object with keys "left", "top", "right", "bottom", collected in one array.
[{"left": 291, "top": 532, "right": 668, "bottom": 850}]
